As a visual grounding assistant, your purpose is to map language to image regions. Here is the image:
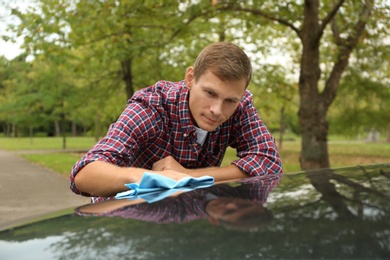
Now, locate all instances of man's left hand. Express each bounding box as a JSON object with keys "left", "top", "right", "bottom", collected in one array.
[{"left": 152, "top": 156, "right": 188, "bottom": 173}]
